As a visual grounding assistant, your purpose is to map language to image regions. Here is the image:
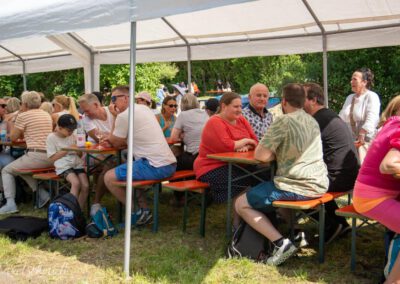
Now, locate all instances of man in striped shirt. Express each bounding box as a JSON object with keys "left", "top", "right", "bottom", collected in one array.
[{"left": 0, "top": 91, "right": 53, "bottom": 214}]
